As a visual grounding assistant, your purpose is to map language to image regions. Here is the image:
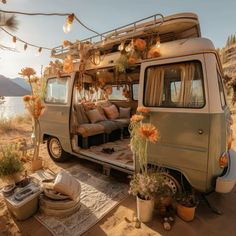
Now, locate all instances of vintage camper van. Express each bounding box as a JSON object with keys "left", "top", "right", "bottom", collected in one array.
[{"left": 40, "top": 13, "right": 236, "bottom": 194}]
